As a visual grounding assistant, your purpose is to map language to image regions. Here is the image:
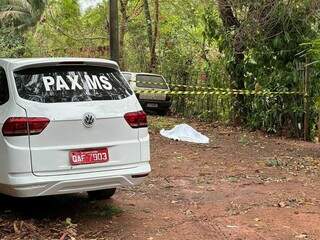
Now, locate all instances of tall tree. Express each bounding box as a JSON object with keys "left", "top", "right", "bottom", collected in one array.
[
  {"left": 143, "top": 0, "right": 159, "bottom": 72},
  {"left": 213, "top": 0, "right": 320, "bottom": 125},
  {"left": 216, "top": 0, "right": 245, "bottom": 123},
  {"left": 0, "top": 0, "right": 47, "bottom": 30},
  {"left": 151, "top": 0, "right": 159, "bottom": 72},
  {"left": 119, "top": 0, "right": 129, "bottom": 68},
  {"left": 110, "top": 0, "right": 120, "bottom": 62},
  {"left": 143, "top": 0, "right": 153, "bottom": 56},
  {"left": 24, "top": 0, "right": 108, "bottom": 57},
  {"left": 119, "top": 0, "right": 143, "bottom": 69}
]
